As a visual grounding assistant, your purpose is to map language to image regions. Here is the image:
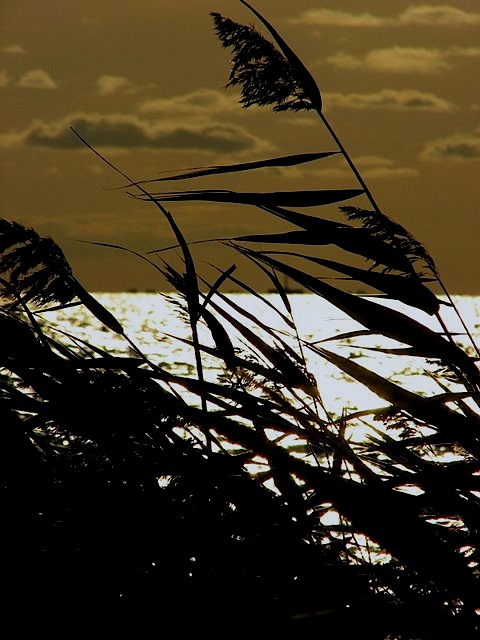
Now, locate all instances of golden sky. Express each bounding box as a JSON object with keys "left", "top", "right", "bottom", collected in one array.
[{"left": 1, "top": 0, "right": 479, "bottom": 293}]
